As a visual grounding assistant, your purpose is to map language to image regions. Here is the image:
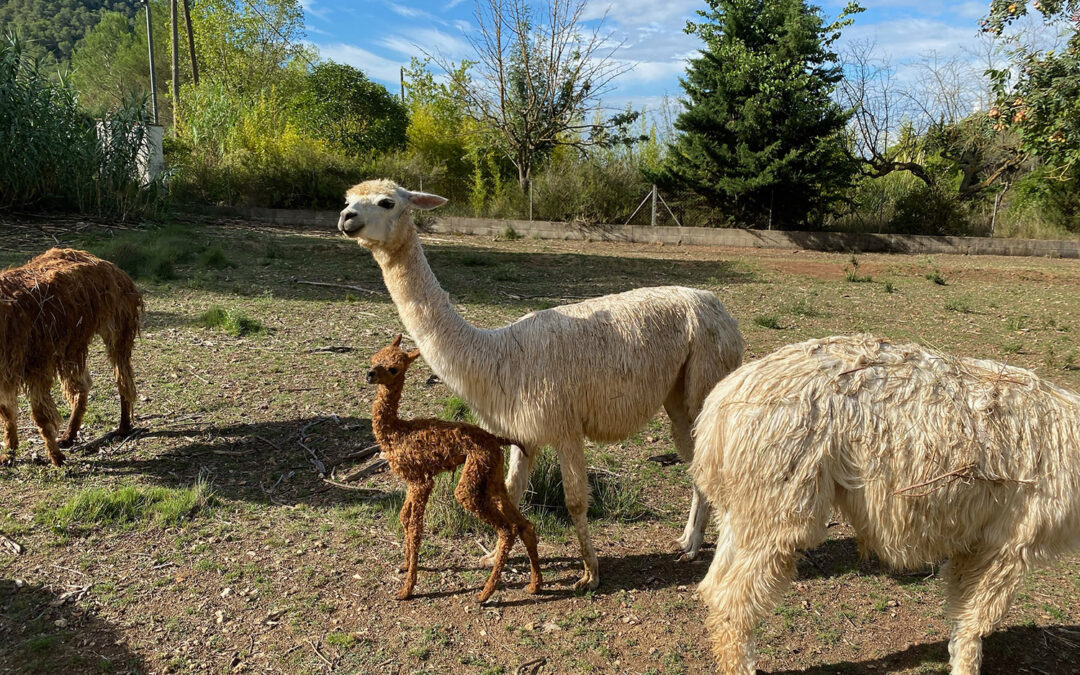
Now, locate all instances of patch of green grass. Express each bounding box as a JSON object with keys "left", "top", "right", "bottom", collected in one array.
[
  {"left": 83, "top": 224, "right": 223, "bottom": 282},
  {"left": 439, "top": 395, "right": 475, "bottom": 424},
  {"left": 883, "top": 280, "right": 895, "bottom": 293},
  {"left": 502, "top": 226, "right": 522, "bottom": 241},
  {"left": 945, "top": 298, "right": 974, "bottom": 314},
  {"left": 786, "top": 297, "right": 823, "bottom": 318},
  {"left": 40, "top": 480, "right": 214, "bottom": 532},
  {"left": 925, "top": 271, "right": 946, "bottom": 285},
  {"left": 197, "top": 305, "right": 266, "bottom": 337},
  {"left": 753, "top": 314, "right": 782, "bottom": 329},
  {"left": 325, "top": 632, "right": 357, "bottom": 649}
]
